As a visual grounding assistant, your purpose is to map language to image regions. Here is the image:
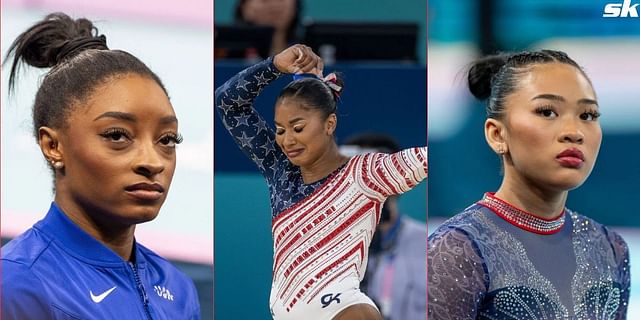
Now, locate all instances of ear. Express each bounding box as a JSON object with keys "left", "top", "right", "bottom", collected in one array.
[
  {"left": 38, "top": 126, "right": 64, "bottom": 166},
  {"left": 484, "top": 118, "right": 508, "bottom": 155},
  {"left": 325, "top": 113, "right": 337, "bottom": 136}
]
